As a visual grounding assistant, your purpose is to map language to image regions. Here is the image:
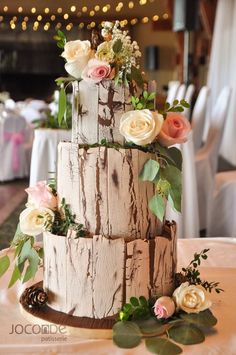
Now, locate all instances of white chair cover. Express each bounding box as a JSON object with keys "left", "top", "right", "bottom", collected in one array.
[
  {"left": 195, "top": 87, "right": 232, "bottom": 229},
  {"left": 208, "top": 171, "right": 236, "bottom": 237},
  {"left": 184, "top": 84, "right": 195, "bottom": 118},
  {"left": 0, "top": 110, "right": 29, "bottom": 181},
  {"left": 26, "top": 99, "right": 48, "bottom": 111},
  {"left": 29, "top": 129, "right": 71, "bottom": 186},
  {"left": 166, "top": 81, "right": 180, "bottom": 104},
  {"left": 192, "top": 86, "right": 210, "bottom": 152},
  {"left": 166, "top": 131, "right": 200, "bottom": 238},
  {"left": 176, "top": 83, "right": 186, "bottom": 101}
]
